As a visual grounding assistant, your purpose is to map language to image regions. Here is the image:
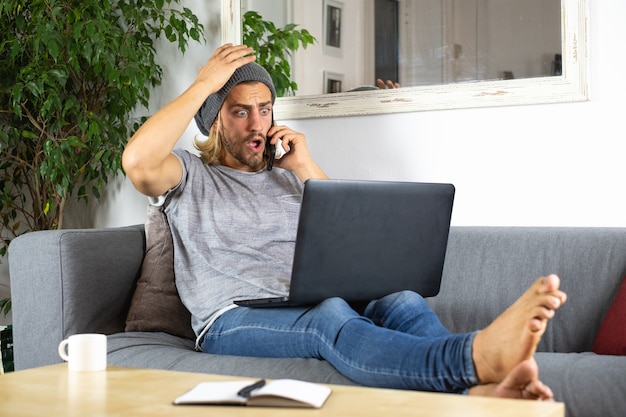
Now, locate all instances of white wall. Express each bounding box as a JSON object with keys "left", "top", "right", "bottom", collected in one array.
[{"left": 99, "top": 0, "right": 626, "bottom": 230}]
